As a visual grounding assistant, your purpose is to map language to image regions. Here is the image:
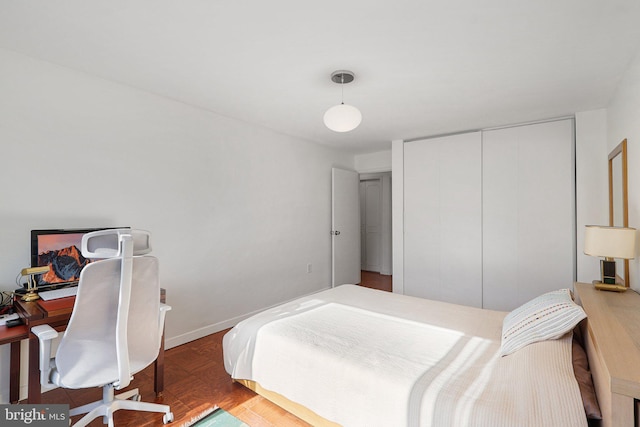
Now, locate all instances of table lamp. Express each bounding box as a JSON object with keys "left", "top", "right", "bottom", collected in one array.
[
  {"left": 19, "top": 266, "right": 50, "bottom": 301},
  {"left": 584, "top": 225, "right": 636, "bottom": 291}
]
